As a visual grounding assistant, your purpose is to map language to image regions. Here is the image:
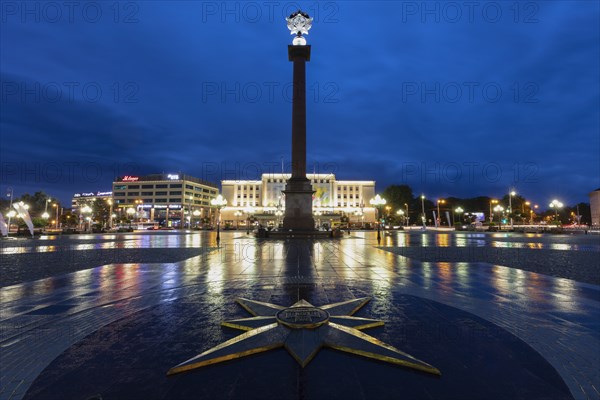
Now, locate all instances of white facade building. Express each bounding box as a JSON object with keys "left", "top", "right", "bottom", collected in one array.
[{"left": 220, "top": 173, "right": 377, "bottom": 228}]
